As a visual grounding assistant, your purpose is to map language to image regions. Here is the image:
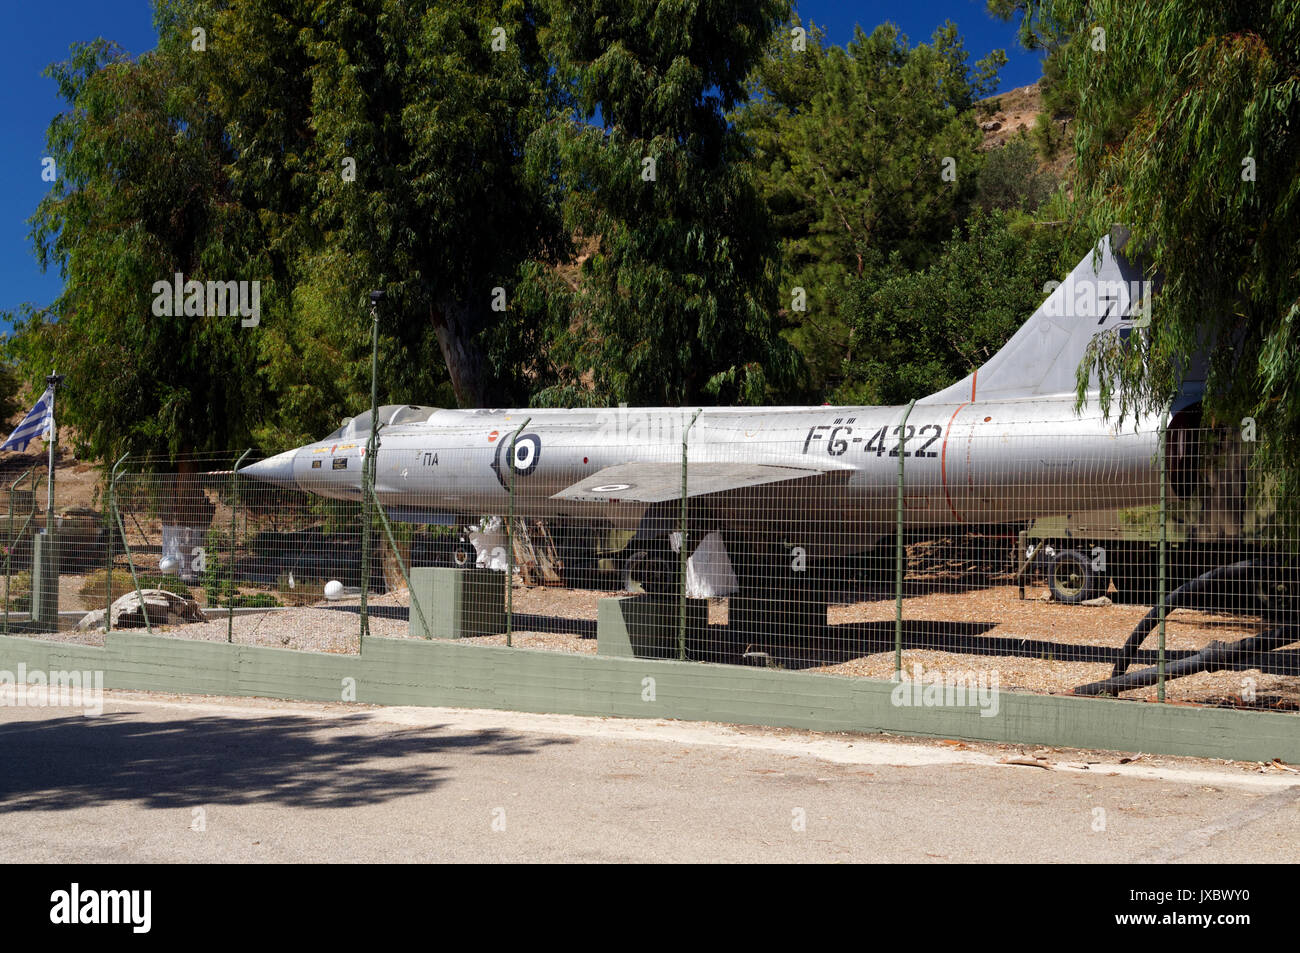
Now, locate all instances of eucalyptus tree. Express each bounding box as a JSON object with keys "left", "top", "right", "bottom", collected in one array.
[
  {"left": 526, "top": 0, "right": 801, "bottom": 406},
  {"left": 734, "top": 17, "right": 1005, "bottom": 395},
  {"left": 1031, "top": 1, "right": 1300, "bottom": 522}
]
